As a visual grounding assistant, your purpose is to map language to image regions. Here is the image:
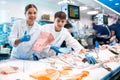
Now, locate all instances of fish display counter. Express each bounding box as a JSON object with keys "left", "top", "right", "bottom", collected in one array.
[{"left": 0, "top": 45, "right": 120, "bottom": 80}]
